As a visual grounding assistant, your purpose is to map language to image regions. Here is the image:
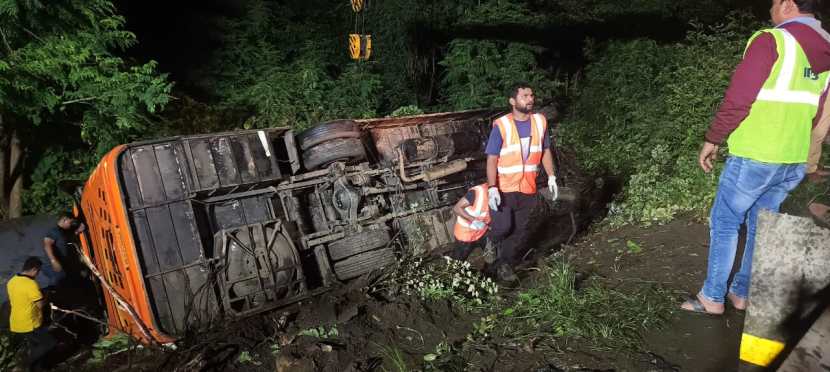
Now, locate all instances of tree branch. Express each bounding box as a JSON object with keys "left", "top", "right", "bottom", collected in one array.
[
  {"left": 50, "top": 304, "right": 110, "bottom": 329},
  {"left": 21, "top": 27, "right": 44, "bottom": 43},
  {"left": 62, "top": 96, "right": 102, "bottom": 105},
  {"left": 0, "top": 27, "right": 12, "bottom": 55},
  {"left": 72, "top": 244, "right": 162, "bottom": 347}
]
